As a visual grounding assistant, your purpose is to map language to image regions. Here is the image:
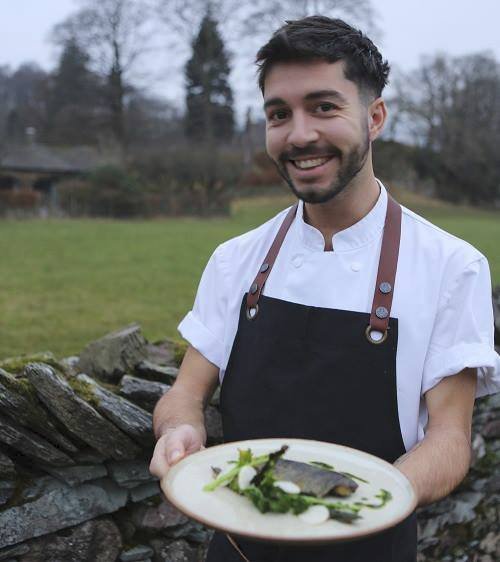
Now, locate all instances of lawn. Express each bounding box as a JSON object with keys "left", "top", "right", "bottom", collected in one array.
[{"left": 1, "top": 187, "right": 499, "bottom": 360}]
